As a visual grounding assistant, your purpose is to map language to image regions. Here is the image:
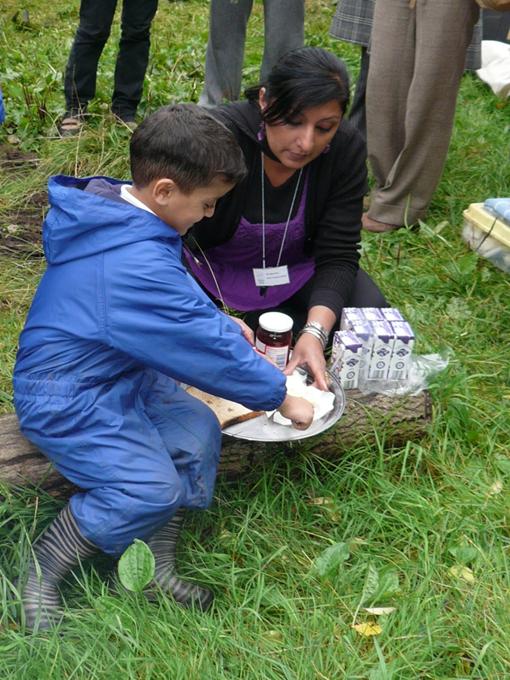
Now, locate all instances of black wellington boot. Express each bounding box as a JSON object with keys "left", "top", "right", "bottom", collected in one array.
[
  {"left": 146, "top": 510, "right": 214, "bottom": 611},
  {"left": 21, "top": 504, "right": 97, "bottom": 631}
]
